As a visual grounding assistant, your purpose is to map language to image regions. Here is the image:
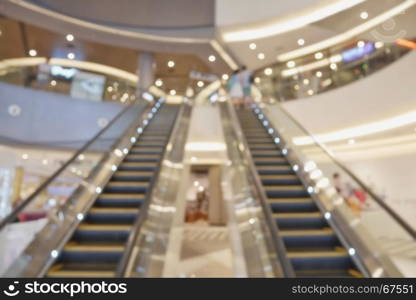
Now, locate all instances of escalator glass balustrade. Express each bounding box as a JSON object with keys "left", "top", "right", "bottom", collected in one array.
[
  {"left": 236, "top": 109, "right": 362, "bottom": 278},
  {"left": 47, "top": 104, "right": 179, "bottom": 278}
]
